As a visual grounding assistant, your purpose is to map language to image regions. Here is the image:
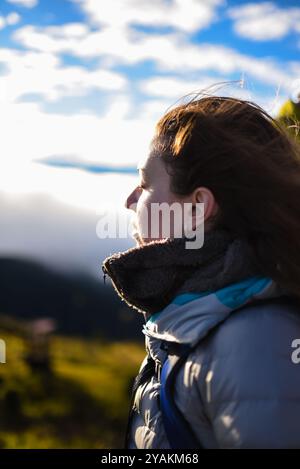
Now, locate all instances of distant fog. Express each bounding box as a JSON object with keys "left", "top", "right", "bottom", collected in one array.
[{"left": 0, "top": 191, "right": 133, "bottom": 280}]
